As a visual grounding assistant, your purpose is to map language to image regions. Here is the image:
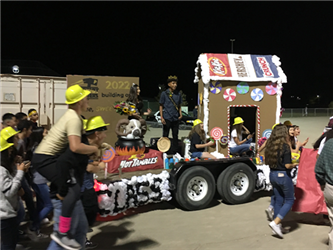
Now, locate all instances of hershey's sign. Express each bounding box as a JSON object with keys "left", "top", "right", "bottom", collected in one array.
[{"left": 233, "top": 56, "right": 248, "bottom": 77}]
